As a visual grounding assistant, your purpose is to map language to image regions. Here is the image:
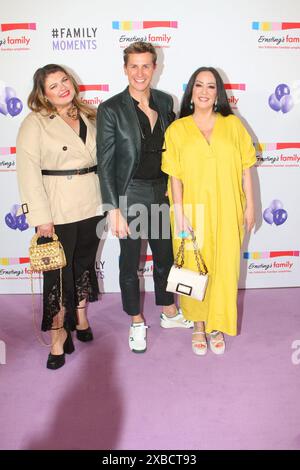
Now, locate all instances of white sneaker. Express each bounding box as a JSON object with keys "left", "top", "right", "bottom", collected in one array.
[
  {"left": 129, "top": 322, "right": 148, "bottom": 353},
  {"left": 160, "top": 310, "right": 194, "bottom": 329}
]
